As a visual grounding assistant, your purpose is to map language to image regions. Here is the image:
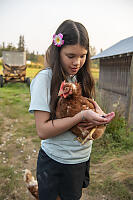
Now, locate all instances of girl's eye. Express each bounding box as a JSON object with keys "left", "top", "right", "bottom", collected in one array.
[
  {"left": 67, "top": 55, "right": 74, "bottom": 59},
  {"left": 80, "top": 55, "right": 86, "bottom": 58},
  {"left": 67, "top": 55, "right": 86, "bottom": 59}
]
